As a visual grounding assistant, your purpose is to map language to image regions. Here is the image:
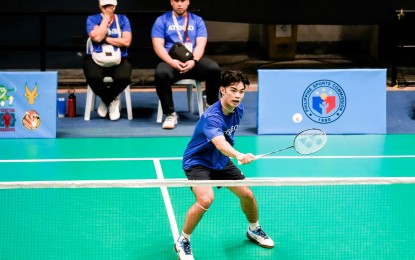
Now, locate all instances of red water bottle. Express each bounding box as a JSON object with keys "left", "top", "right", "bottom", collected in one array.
[{"left": 68, "top": 89, "right": 76, "bottom": 117}]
